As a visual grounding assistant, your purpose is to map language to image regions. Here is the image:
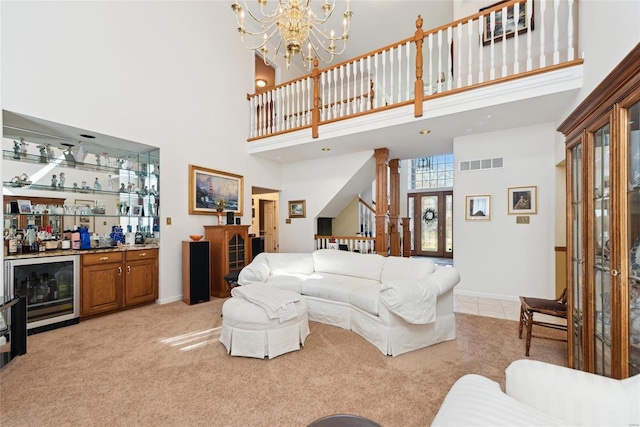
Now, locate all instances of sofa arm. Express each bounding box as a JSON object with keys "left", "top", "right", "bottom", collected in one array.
[
  {"left": 237, "top": 252, "right": 270, "bottom": 285},
  {"left": 429, "top": 266, "right": 460, "bottom": 295},
  {"left": 431, "top": 374, "right": 564, "bottom": 426},
  {"left": 506, "top": 359, "right": 640, "bottom": 426}
]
